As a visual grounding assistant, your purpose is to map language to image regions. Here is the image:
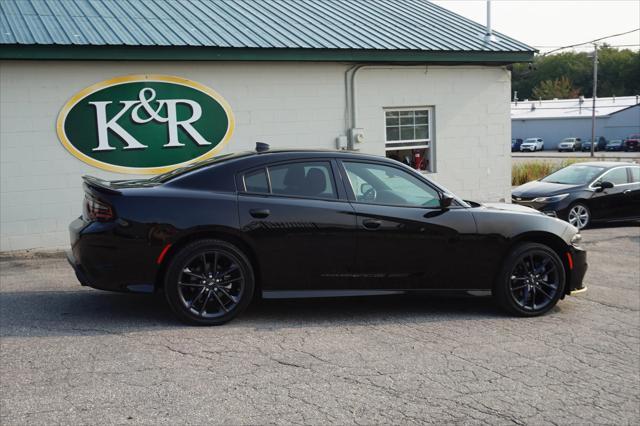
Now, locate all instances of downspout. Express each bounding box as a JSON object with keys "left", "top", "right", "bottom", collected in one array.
[
  {"left": 344, "top": 64, "right": 429, "bottom": 149},
  {"left": 344, "top": 64, "right": 362, "bottom": 131},
  {"left": 345, "top": 64, "right": 429, "bottom": 133}
]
